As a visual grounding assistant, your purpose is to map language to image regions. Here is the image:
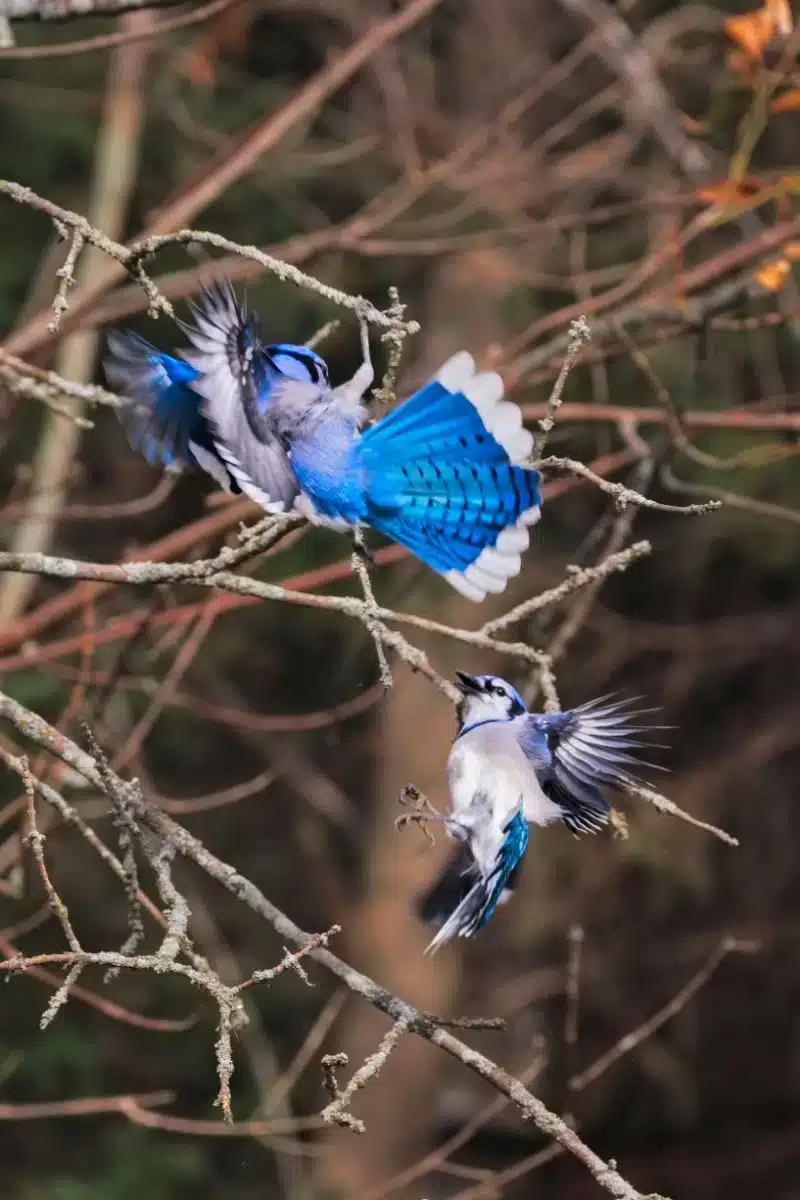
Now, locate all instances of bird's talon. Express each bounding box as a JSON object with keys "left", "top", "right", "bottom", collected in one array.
[{"left": 352, "top": 532, "right": 375, "bottom": 564}]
